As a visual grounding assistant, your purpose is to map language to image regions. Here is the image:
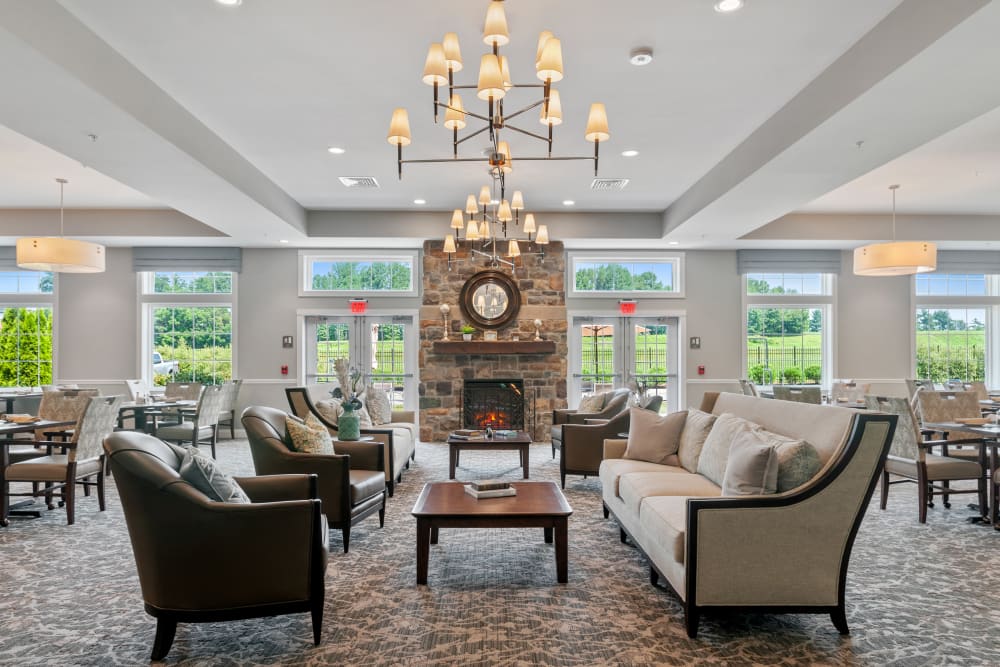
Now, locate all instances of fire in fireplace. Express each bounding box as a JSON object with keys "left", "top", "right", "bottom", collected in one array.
[{"left": 462, "top": 379, "right": 525, "bottom": 430}]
